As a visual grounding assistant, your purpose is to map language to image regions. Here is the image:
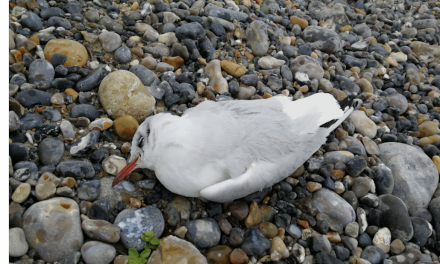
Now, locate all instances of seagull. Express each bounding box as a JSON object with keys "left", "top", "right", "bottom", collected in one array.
[{"left": 112, "top": 93, "right": 356, "bottom": 203}]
